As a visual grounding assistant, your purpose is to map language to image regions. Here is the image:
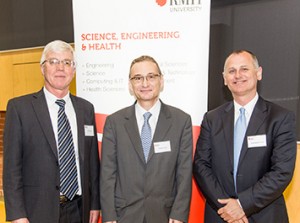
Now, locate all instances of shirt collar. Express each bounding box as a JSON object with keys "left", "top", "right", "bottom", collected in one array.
[
  {"left": 135, "top": 100, "right": 161, "bottom": 119},
  {"left": 234, "top": 93, "right": 259, "bottom": 116},
  {"left": 43, "top": 87, "right": 71, "bottom": 105}
]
